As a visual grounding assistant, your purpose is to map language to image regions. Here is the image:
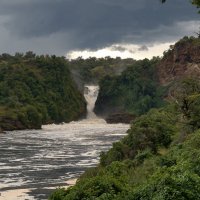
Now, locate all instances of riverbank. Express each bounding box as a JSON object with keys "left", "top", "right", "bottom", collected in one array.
[{"left": 0, "top": 179, "right": 77, "bottom": 200}]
